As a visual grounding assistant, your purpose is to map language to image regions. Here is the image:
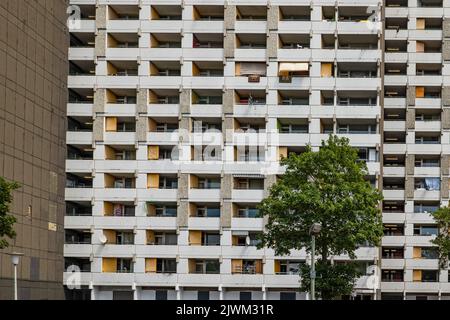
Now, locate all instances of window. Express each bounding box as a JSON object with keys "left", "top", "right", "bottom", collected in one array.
[
  {"left": 155, "top": 206, "right": 177, "bottom": 217},
  {"left": 157, "top": 259, "right": 177, "bottom": 273},
  {"left": 279, "top": 261, "right": 301, "bottom": 275},
  {"left": 413, "top": 225, "right": 438, "bottom": 236},
  {"left": 240, "top": 292, "right": 252, "bottom": 300},
  {"left": 421, "top": 248, "right": 438, "bottom": 259},
  {"left": 116, "top": 232, "right": 134, "bottom": 245},
  {"left": 415, "top": 178, "right": 440, "bottom": 191},
  {"left": 194, "top": 260, "right": 220, "bottom": 274},
  {"left": 117, "top": 258, "right": 133, "bottom": 273},
  {"left": 280, "top": 292, "right": 296, "bottom": 300},
  {"left": 422, "top": 270, "right": 438, "bottom": 282},
  {"left": 155, "top": 290, "right": 168, "bottom": 300},
  {"left": 198, "top": 291, "right": 210, "bottom": 301},
  {"left": 382, "top": 270, "right": 404, "bottom": 282},
  {"left": 203, "top": 233, "right": 221, "bottom": 246}
]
